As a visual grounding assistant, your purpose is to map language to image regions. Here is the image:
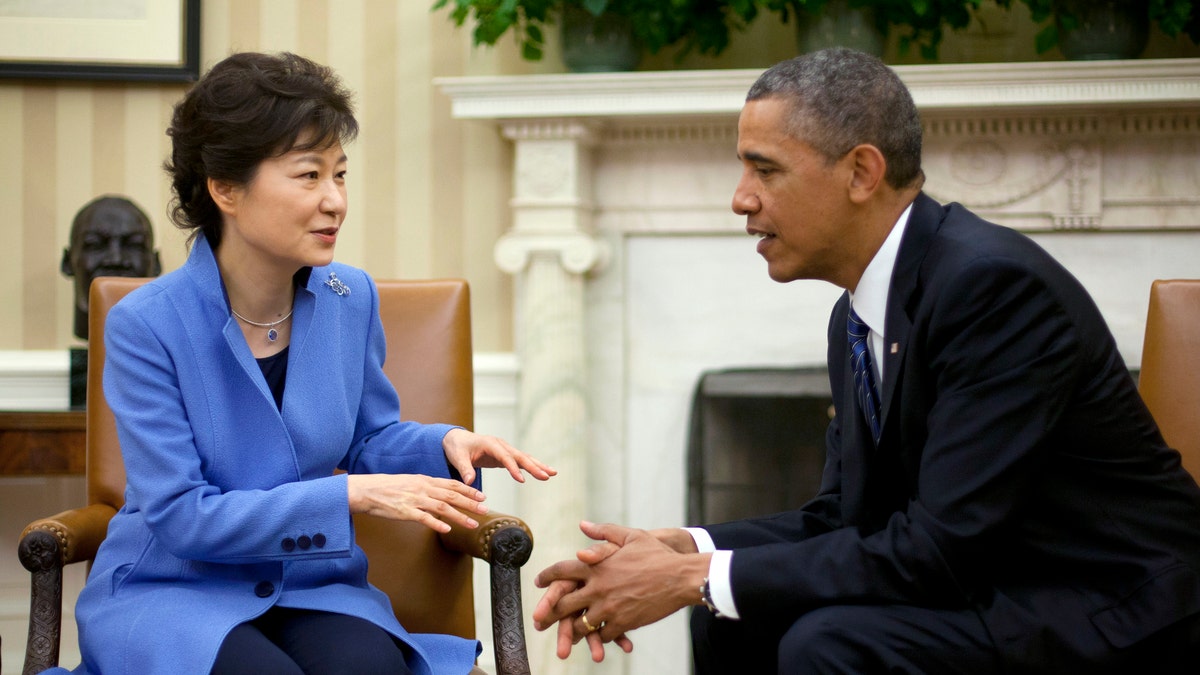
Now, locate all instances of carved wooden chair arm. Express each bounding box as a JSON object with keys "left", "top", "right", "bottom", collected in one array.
[
  {"left": 440, "top": 510, "right": 534, "bottom": 675},
  {"left": 21, "top": 504, "right": 117, "bottom": 569},
  {"left": 17, "top": 503, "right": 117, "bottom": 675}
]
